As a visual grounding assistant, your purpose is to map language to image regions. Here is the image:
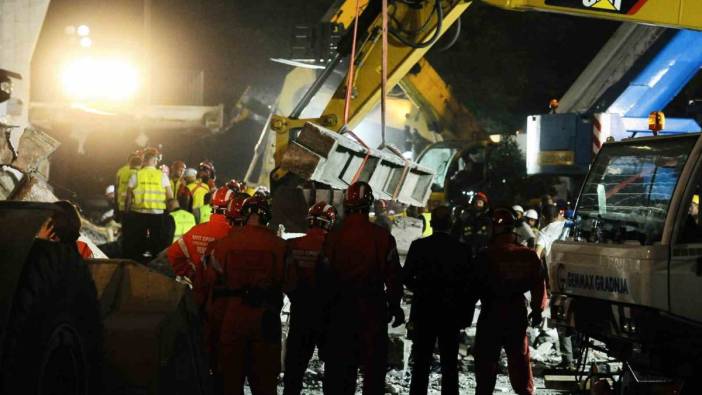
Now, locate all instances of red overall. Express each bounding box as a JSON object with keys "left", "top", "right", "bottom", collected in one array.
[
  {"left": 322, "top": 213, "right": 403, "bottom": 395},
  {"left": 474, "top": 234, "right": 546, "bottom": 395},
  {"left": 166, "top": 213, "right": 231, "bottom": 278},
  {"left": 200, "top": 224, "right": 287, "bottom": 395},
  {"left": 282, "top": 228, "right": 327, "bottom": 395}
]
